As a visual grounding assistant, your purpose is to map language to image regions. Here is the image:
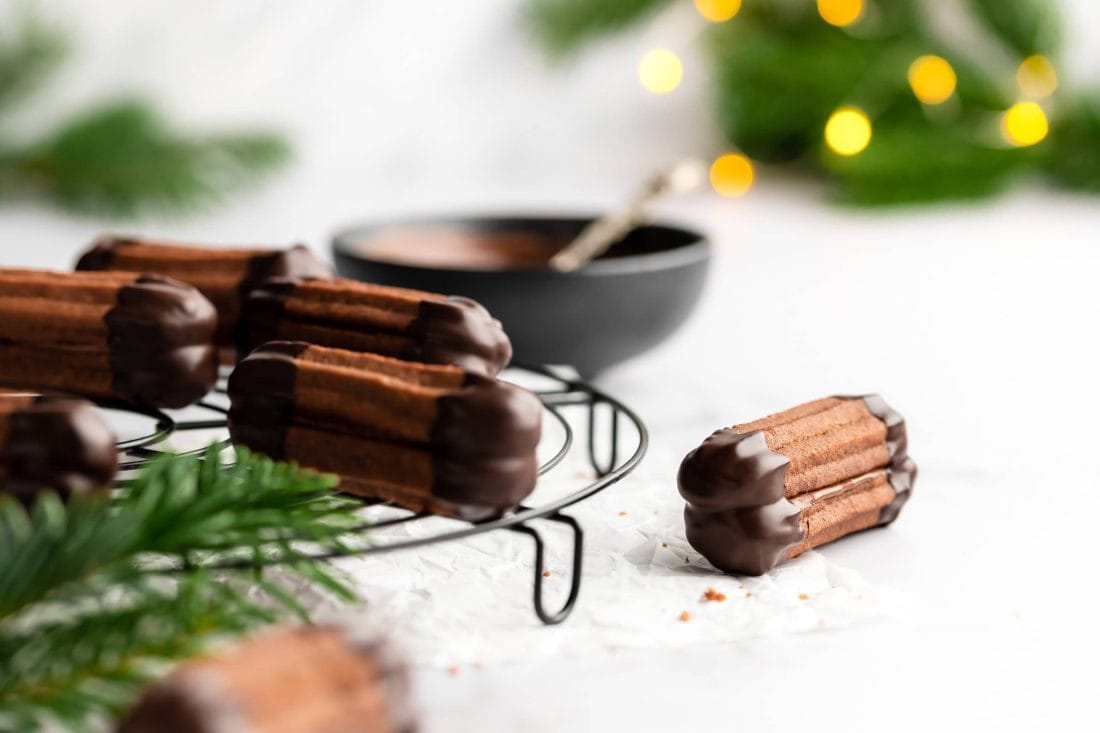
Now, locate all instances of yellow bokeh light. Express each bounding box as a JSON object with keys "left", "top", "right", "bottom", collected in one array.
[
  {"left": 817, "top": 0, "right": 863, "bottom": 27},
  {"left": 694, "top": 0, "right": 741, "bottom": 22},
  {"left": 709, "top": 153, "right": 754, "bottom": 197},
  {"left": 1017, "top": 54, "right": 1059, "bottom": 98},
  {"left": 825, "top": 107, "right": 872, "bottom": 156},
  {"left": 638, "top": 49, "right": 683, "bottom": 94},
  {"left": 908, "top": 55, "right": 957, "bottom": 105},
  {"left": 1002, "top": 102, "right": 1049, "bottom": 147}
]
